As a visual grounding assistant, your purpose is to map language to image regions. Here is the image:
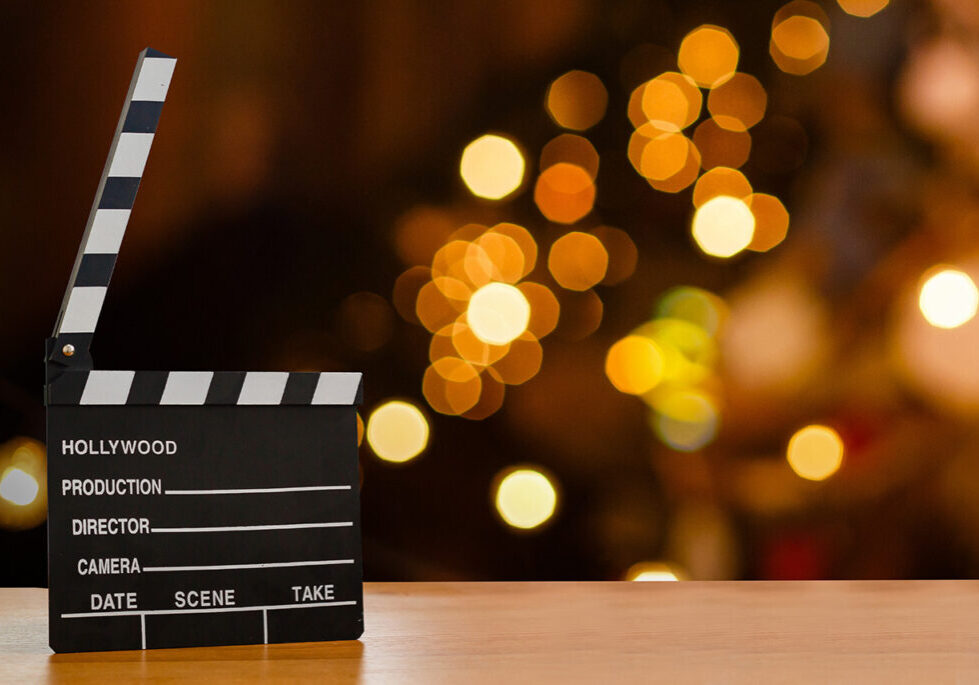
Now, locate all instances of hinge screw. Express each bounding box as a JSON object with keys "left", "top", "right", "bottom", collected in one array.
[{"left": 62, "top": 344, "right": 75, "bottom": 357}]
